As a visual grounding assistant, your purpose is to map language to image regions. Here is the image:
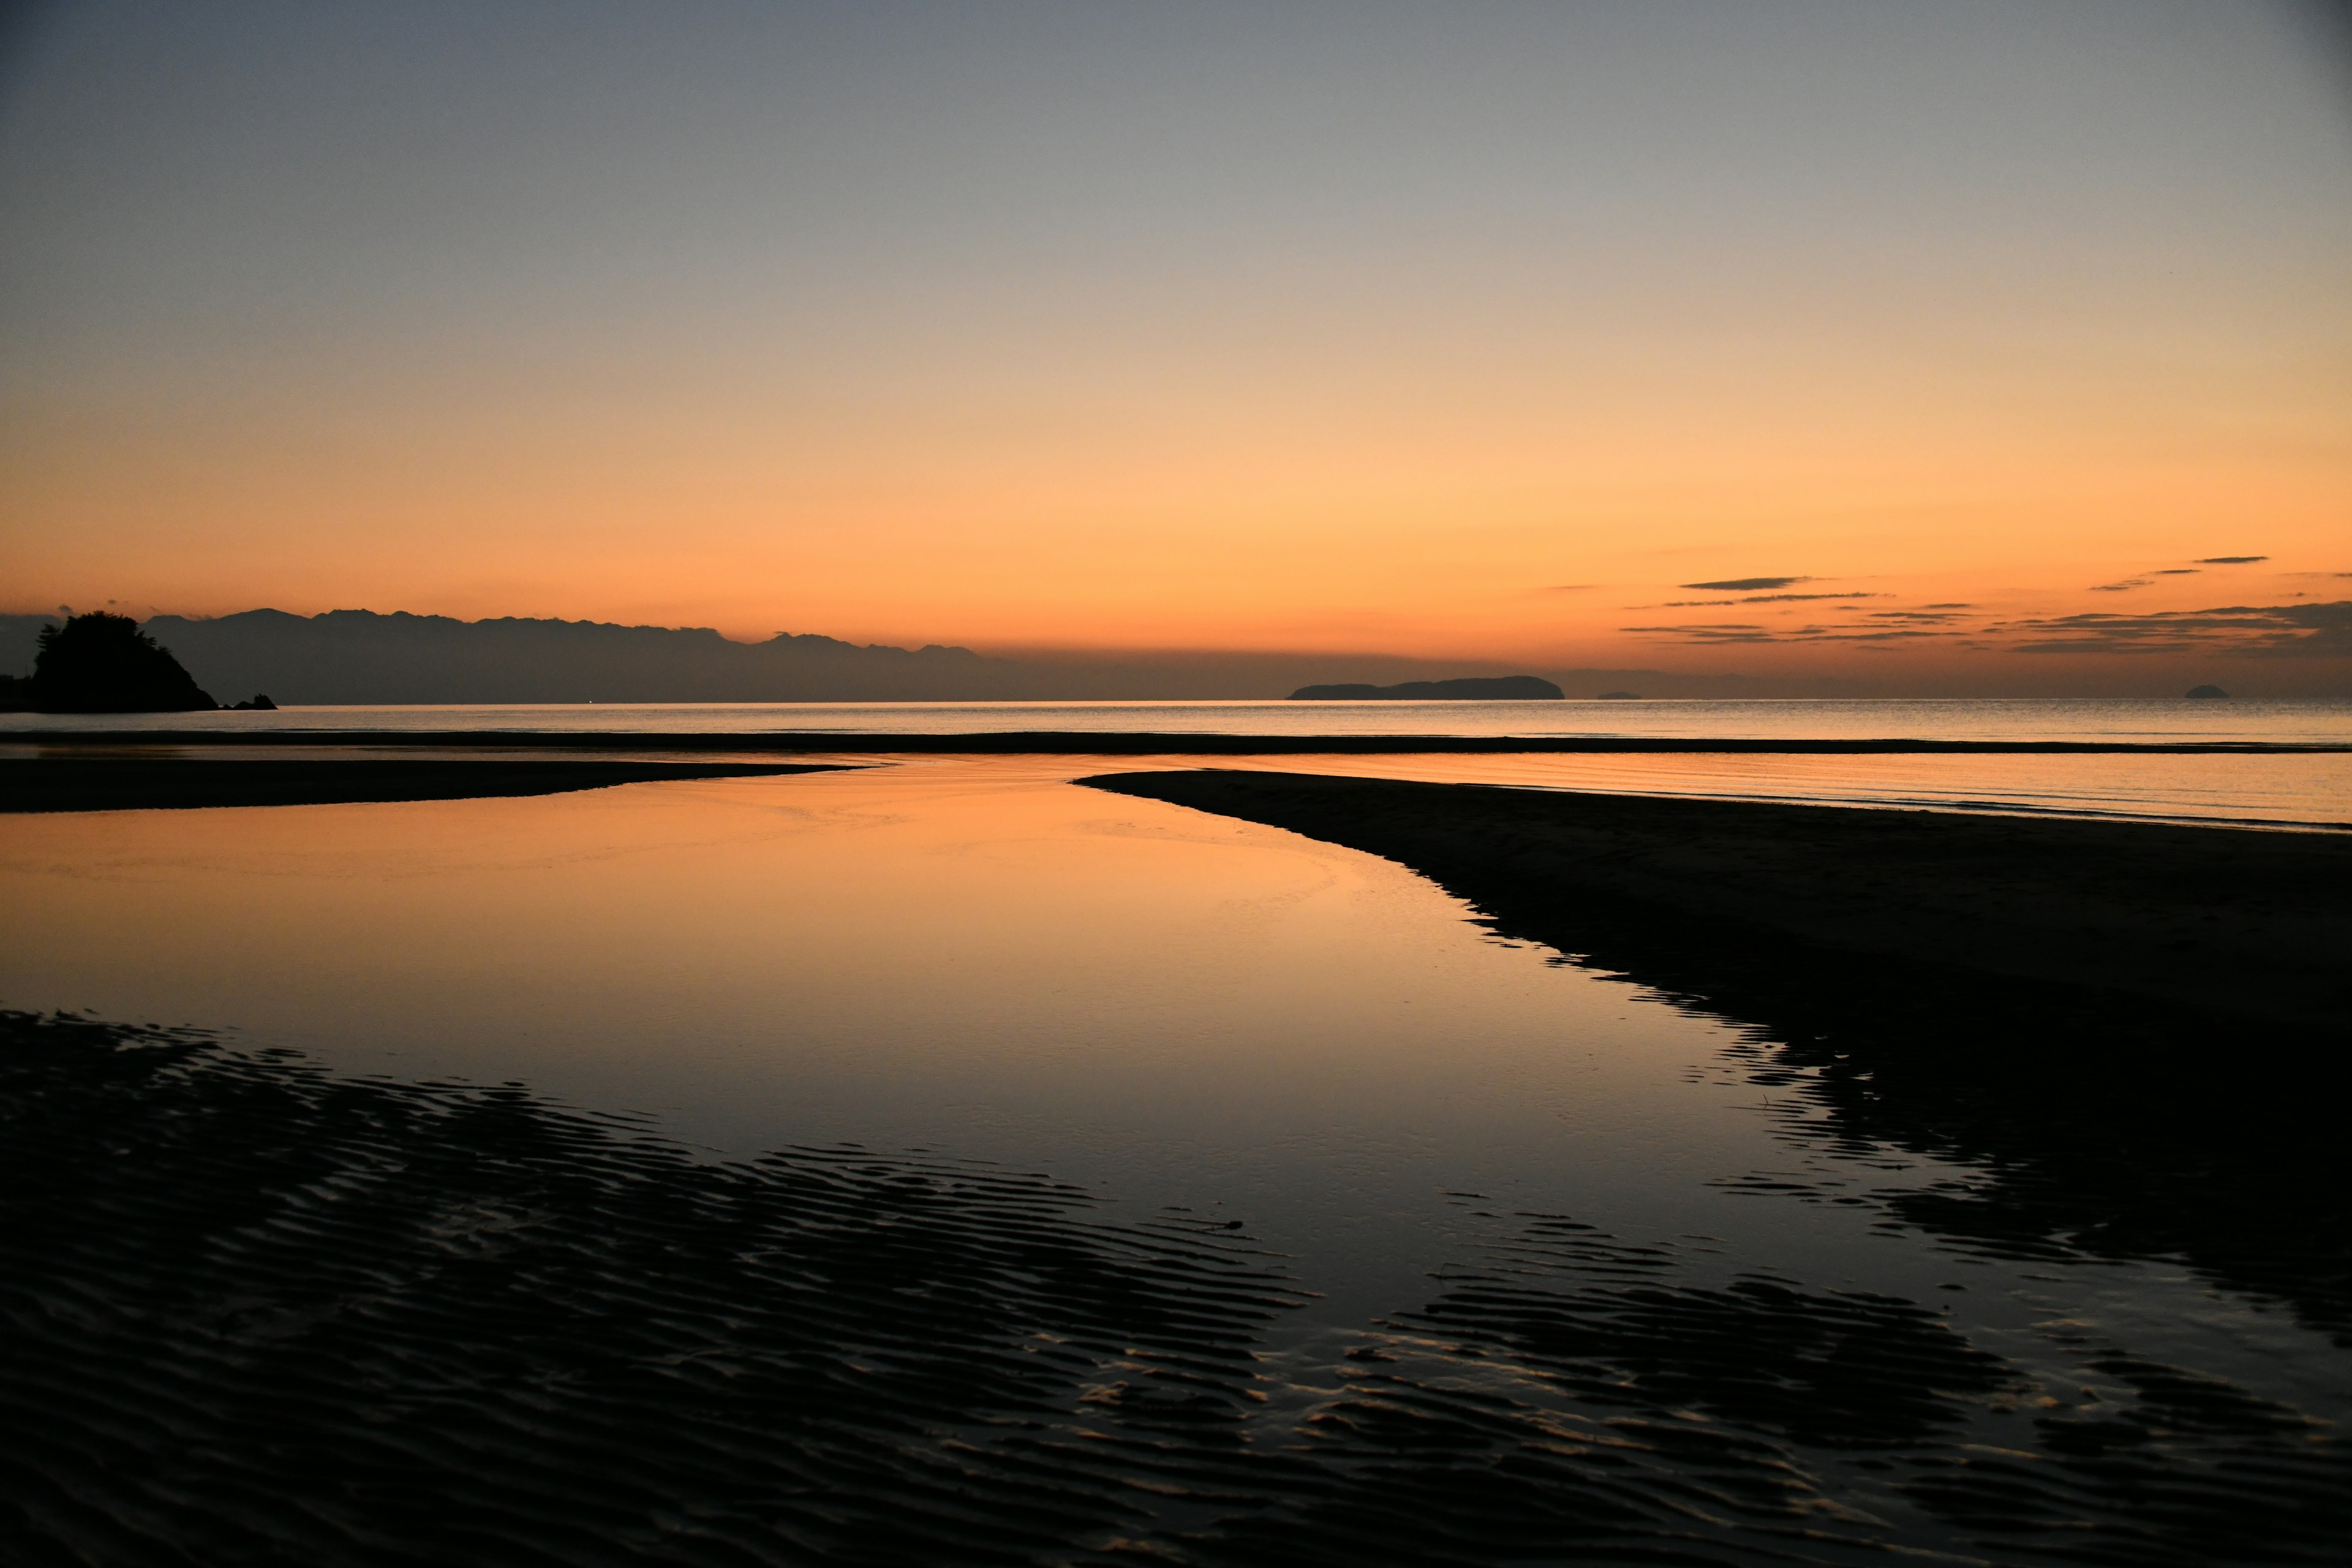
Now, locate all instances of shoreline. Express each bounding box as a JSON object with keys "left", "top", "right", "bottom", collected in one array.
[
  {"left": 1078, "top": 770, "right": 2352, "bottom": 1345},
  {"left": 1081, "top": 769, "right": 2351, "bottom": 1034},
  {"left": 0, "top": 758, "right": 844, "bottom": 813},
  {"left": 6, "top": 727, "right": 2345, "bottom": 755}
]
